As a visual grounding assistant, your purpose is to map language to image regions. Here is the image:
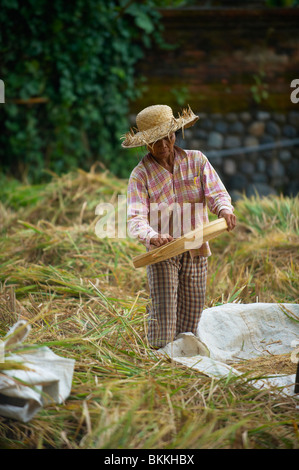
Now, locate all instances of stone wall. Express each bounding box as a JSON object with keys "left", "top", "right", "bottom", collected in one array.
[
  {"left": 134, "top": 7, "right": 299, "bottom": 114},
  {"left": 130, "top": 7, "right": 299, "bottom": 199},
  {"left": 176, "top": 110, "right": 299, "bottom": 200}
]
